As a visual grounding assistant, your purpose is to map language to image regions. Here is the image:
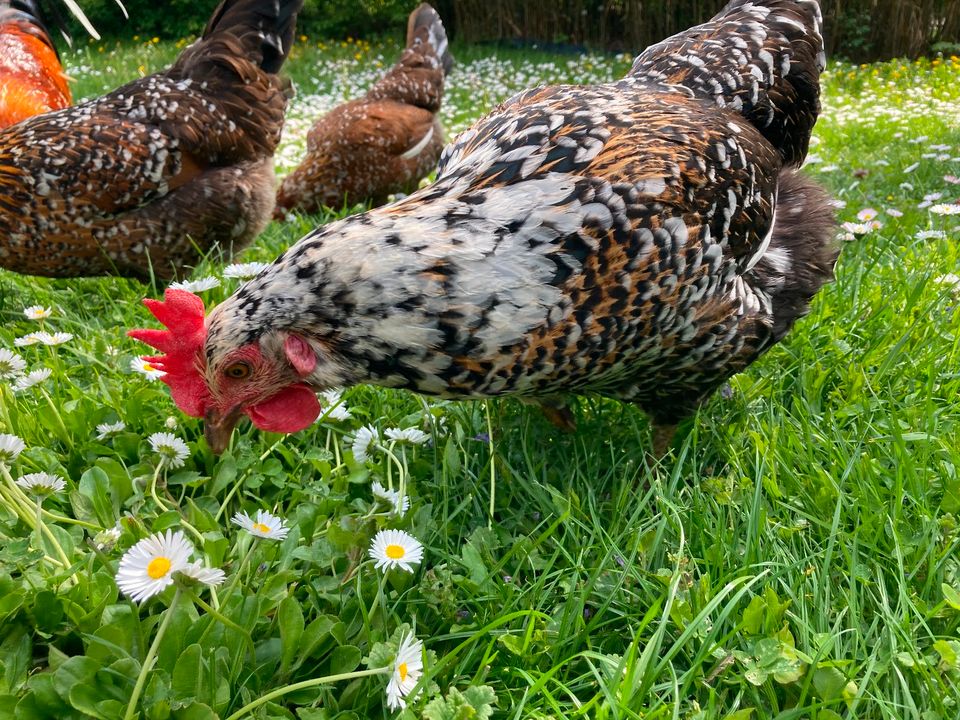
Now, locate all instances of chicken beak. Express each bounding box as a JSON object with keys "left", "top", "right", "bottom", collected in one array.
[{"left": 204, "top": 406, "right": 244, "bottom": 455}]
